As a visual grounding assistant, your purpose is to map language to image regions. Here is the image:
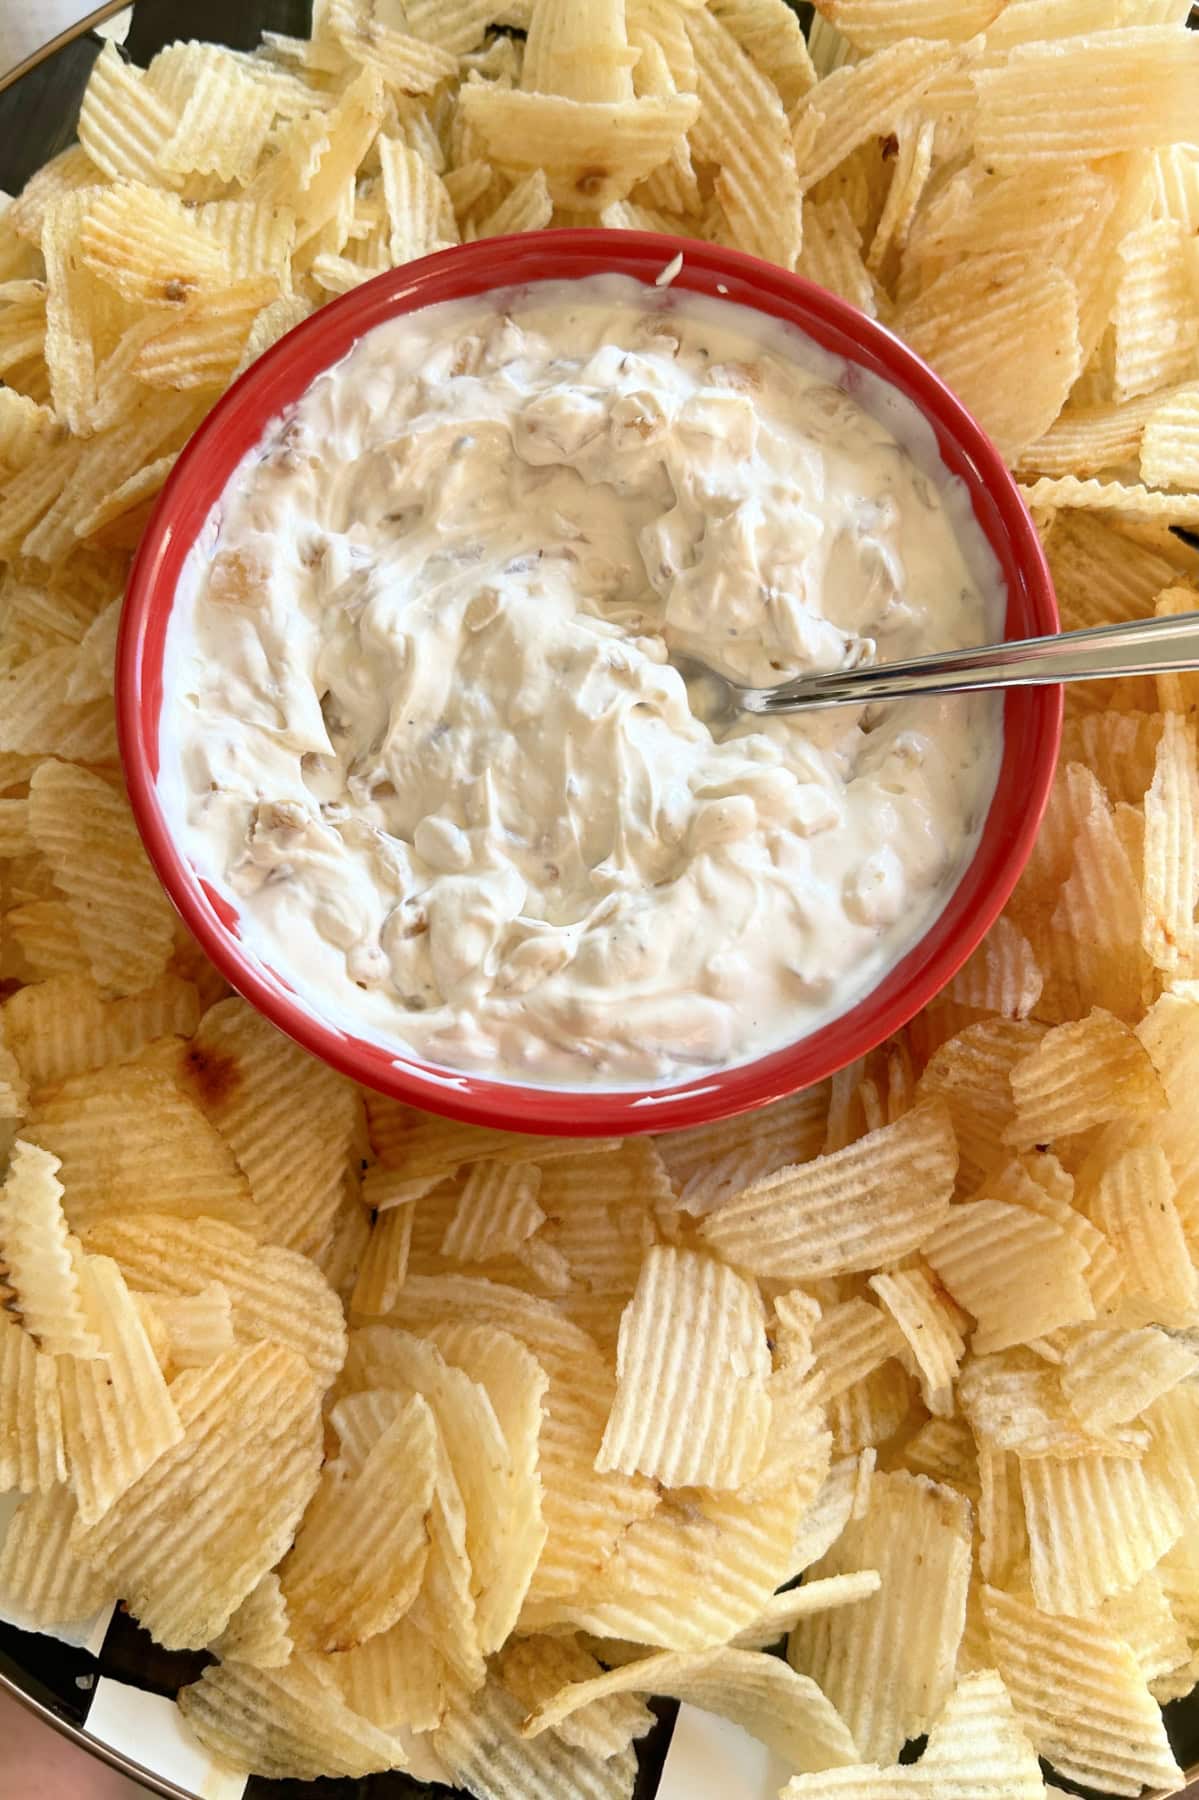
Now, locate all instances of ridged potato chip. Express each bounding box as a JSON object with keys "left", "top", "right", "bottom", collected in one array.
[
  {"left": 74, "top": 1342, "right": 323, "bottom": 1647},
  {"left": 330, "top": 1612, "right": 447, "bottom": 1730},
  {"left": 210, "top": 1571, "right": 293, "bottom": 1669},
  {"left": 0, "top": 1138, "right": 101, "bottom": 1356},
  {"left": 700, "top": 1099, "right": 956, "bottom": 1279},
  {"left": 0, "top": 1311, "right": 66, "bottom": 1493},
  {"left": 977, "top": 1441, "right": 1028, "bottom": 1586},
  {"left": 797, "top": 197, "right": 879, "bottom": 318},
  {"left": 923, "top": 1198, "right": 1094, "bottom": 1354},
  {"left": 140, "top": 1282, "right": 236, "bottom": 1373},
  {"left": 58, "top": 1251, "right": 183, "bottom": 1525},
  {"left": 83, "top": 1212, "right": 347, "bottom": 1385},
  {"left": 26, "top": 1063, "right": 257, "bottom": 1235},
  {"left": 655, "top": 1082, "right": 828, "bottom": 1217},
  {"left": 868, "top": 1266, "right": 966, "bottom": 1415},
  {"left": 1061, "top": 1325, "right": 1198, "bottom": 1430},
  {"left": 177, "top": 1653, "right": 405, "bottom": 1781},
  {"left": 1082, "top": 1141, "right": 1197, "bottom": 1323},
  {"left": 806, "top": 1296, "right": 905, "bottom": 1407},
  {"left": 0, "top": 1482, "right": 114, "bottom": 1627},
  {"left": 458, "top": 85, "right": 698, "bottom": 212},
  {"left": 350, "top": 1202, "right": 413, "bottom": 1316},
  {"left": 439, "top": 1161, "right": 544, "bottom": 1265},
  {"left": 27, "top": 760, "right": 175, "bottom": 997},
  {"left": 1111, "top": 217, "right": 1199, "bottom": 403},
  {"left": 526, "top": 1644, "right": 859, "bottom": 1772},
  {"left": 686, "top": 7, "right": 802, "bottom": 267},
  {"left": 434, "top": 1671, "right": 636, "bottom": 1800},
  {"left": 77, "top": 43, "right": 183, "bottom": 188},
  {"left": 284, "top": 1392, "right": 435, "bottom": 1651},
  {"left": 174, "top": 998, "right": 360, "bottom": 1255},
  {"left": 1006, "top": 1008, "right": 1166, "bottom": 1148},
  {"left": 983, "top": 1584, "right": 1183, "bottom": 1796},
  {"left": 497, "top": 1632, "right": 653, "bottom": 1760},
  {"left": 792, "top": 38, "right": 959, "bottom": 192},
  {"left": 159, "top": 45, "right": 278, "bottom": 184},
  {"left": 780, "top": 1668, "right": 1046, "bottom": 1798},
  {"left": 77, "top": 181, "right": 229, "bottom": 304},
  {"left": 1141, "top": 382, "right": 1199, "bottom": 489},
  {"left": 1022, "top": 1445, "right": 1183, "bottom": 1617},
  {"left": 597, "top": 1245, "right": 771, "bottom": 1489},
  {"left": 788, "top": 1470, "right": 972, "bottom": 1763}
]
